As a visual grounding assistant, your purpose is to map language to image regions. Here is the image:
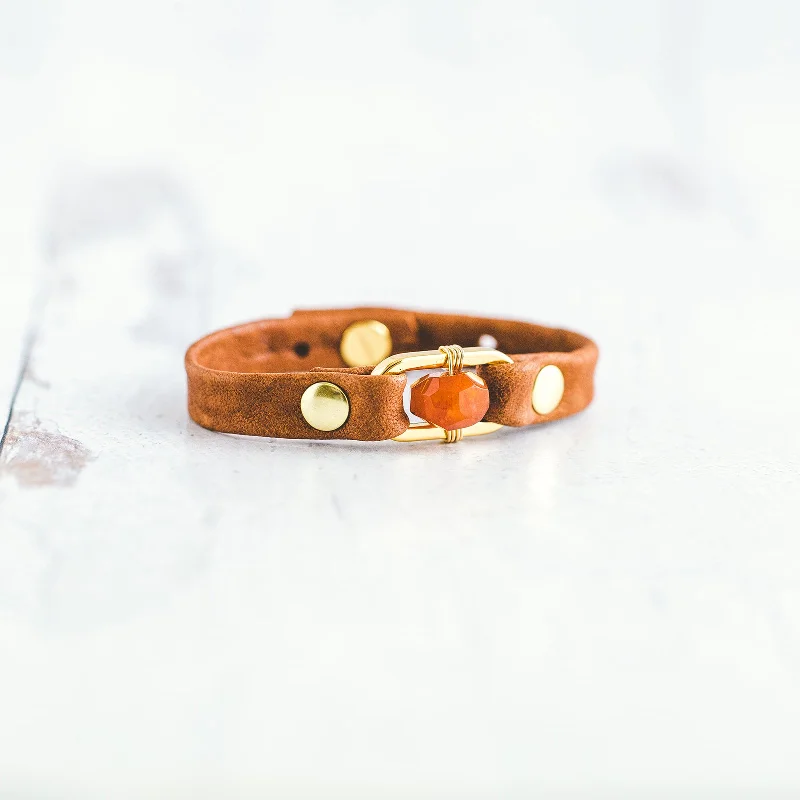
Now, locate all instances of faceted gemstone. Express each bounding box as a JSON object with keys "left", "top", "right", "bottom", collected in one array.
[{"left": 410, "top": 371, "right": 490, "bottom": 431}]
